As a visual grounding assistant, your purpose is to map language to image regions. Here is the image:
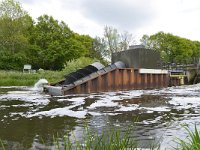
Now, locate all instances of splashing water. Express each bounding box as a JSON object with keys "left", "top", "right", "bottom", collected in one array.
[{"left": 33, "top": 79, "right": 48, "bottom": 91}]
